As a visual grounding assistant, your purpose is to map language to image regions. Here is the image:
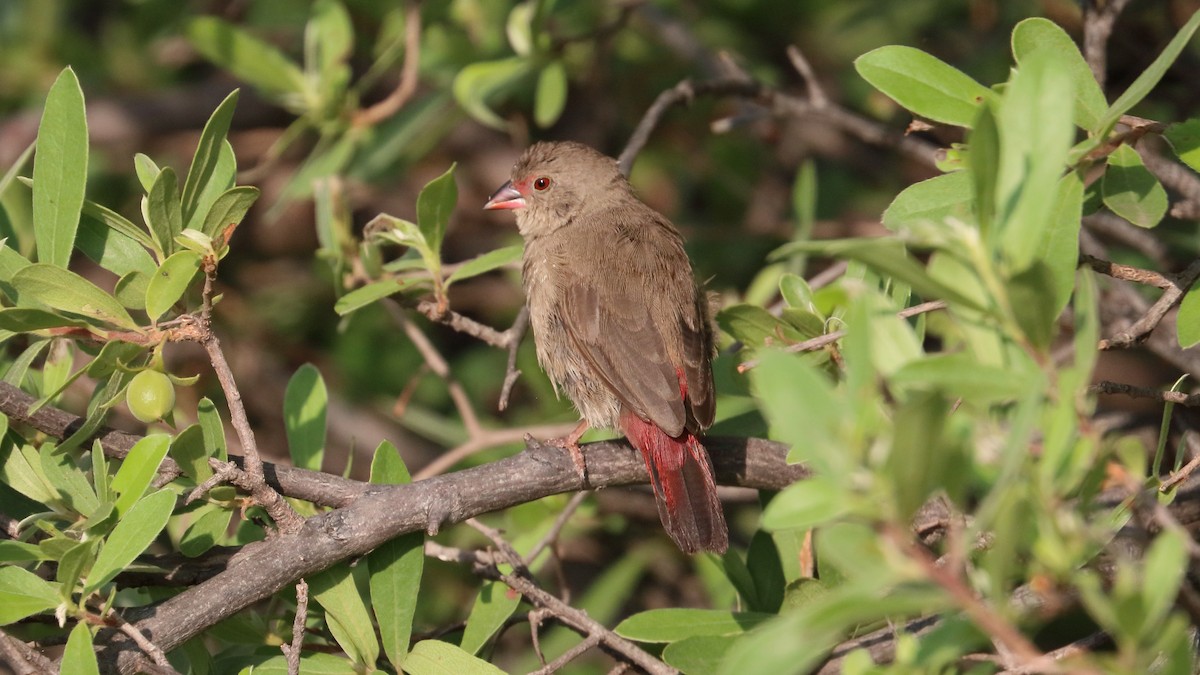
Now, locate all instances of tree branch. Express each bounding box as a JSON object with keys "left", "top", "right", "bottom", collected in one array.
[{"left": 98, "top": 436, "right": 806, "bottom": 673}]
